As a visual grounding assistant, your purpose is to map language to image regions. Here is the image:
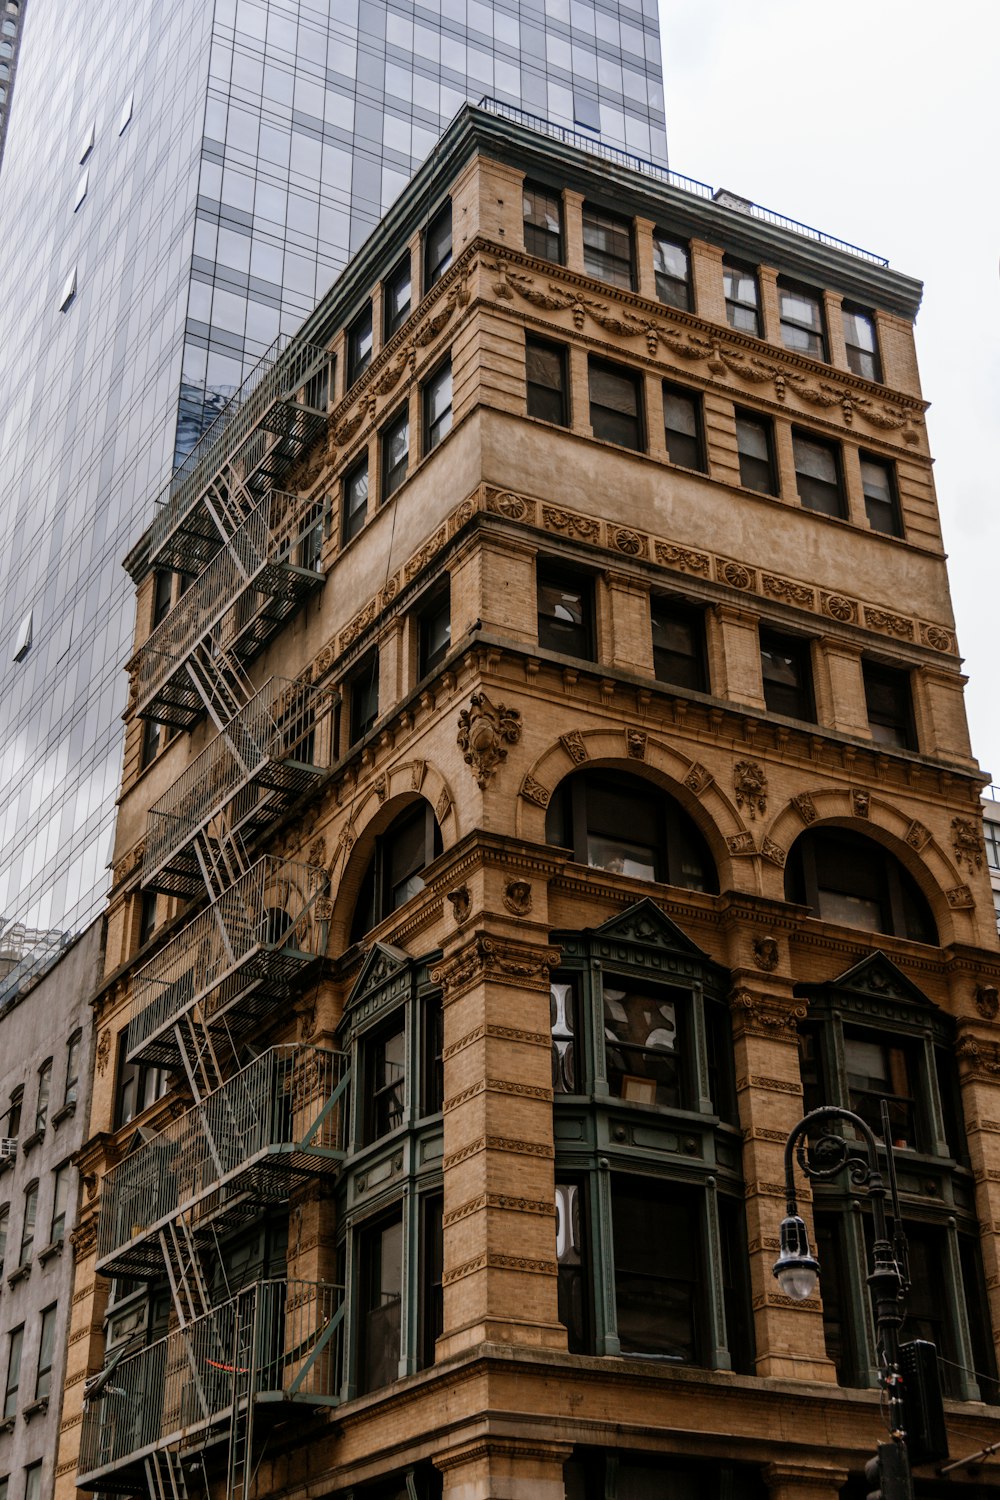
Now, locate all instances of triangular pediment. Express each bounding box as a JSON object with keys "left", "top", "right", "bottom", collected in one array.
[
  {"left": 342, "top": 941, "right": 414, "bottom": 1022},
  {"left": 592, "top": 898, "right": 708, "bottom": 960},
  {"left": 805, "top": 950, "right": 935, "bottom": 1010}
]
